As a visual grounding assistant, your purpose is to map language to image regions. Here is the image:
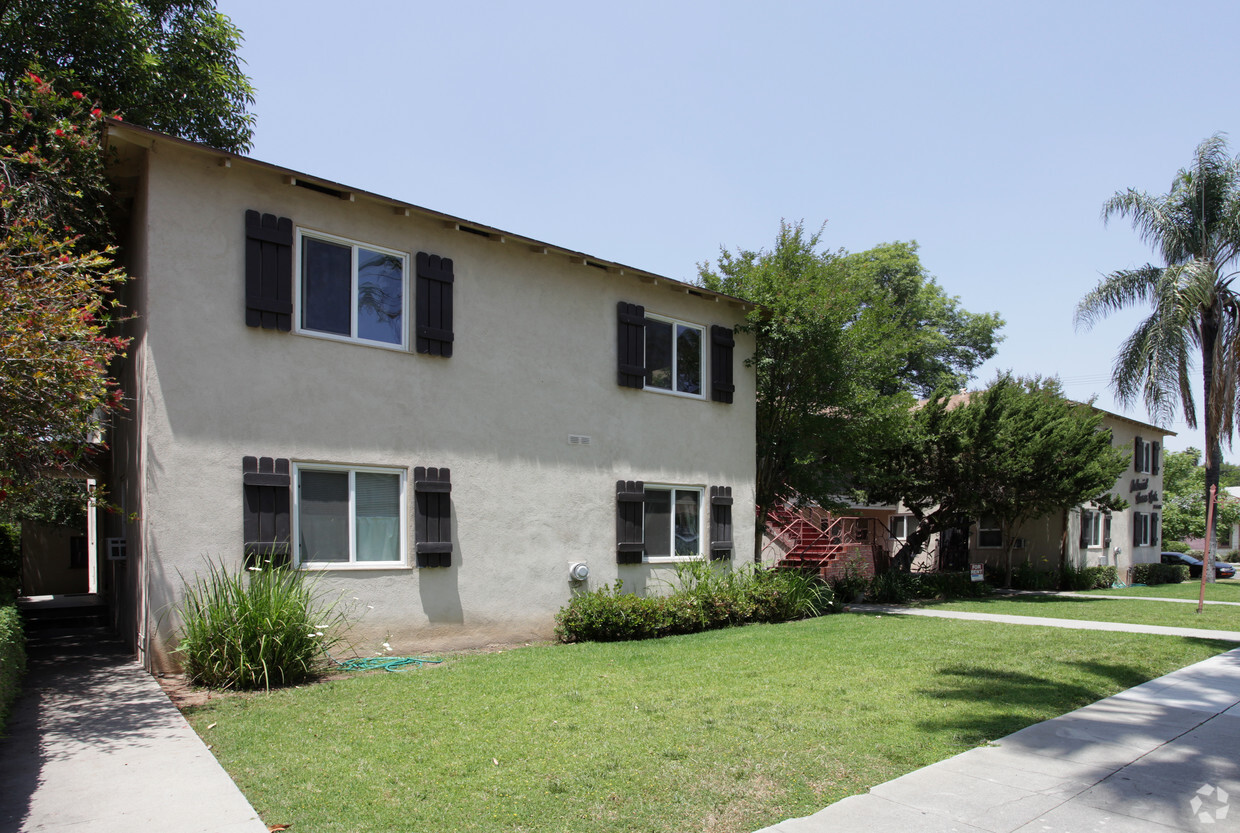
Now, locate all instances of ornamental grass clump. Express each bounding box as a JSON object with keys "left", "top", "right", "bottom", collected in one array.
[{"left": 175, "top": 558, "right": 351, "bottom": 691}]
